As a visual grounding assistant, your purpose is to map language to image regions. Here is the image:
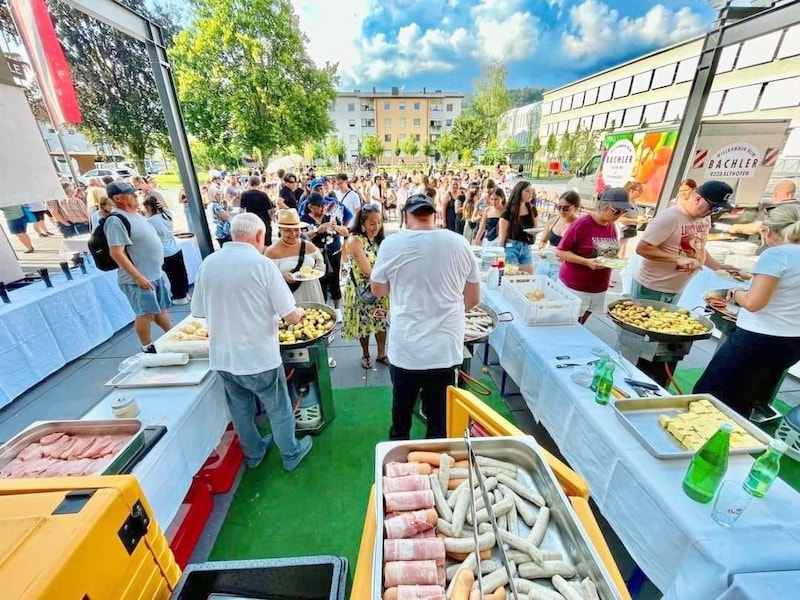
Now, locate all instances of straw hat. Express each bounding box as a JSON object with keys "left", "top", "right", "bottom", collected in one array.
[{"left": 276, "top": 208, "right": 307, "bottom": 229}]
